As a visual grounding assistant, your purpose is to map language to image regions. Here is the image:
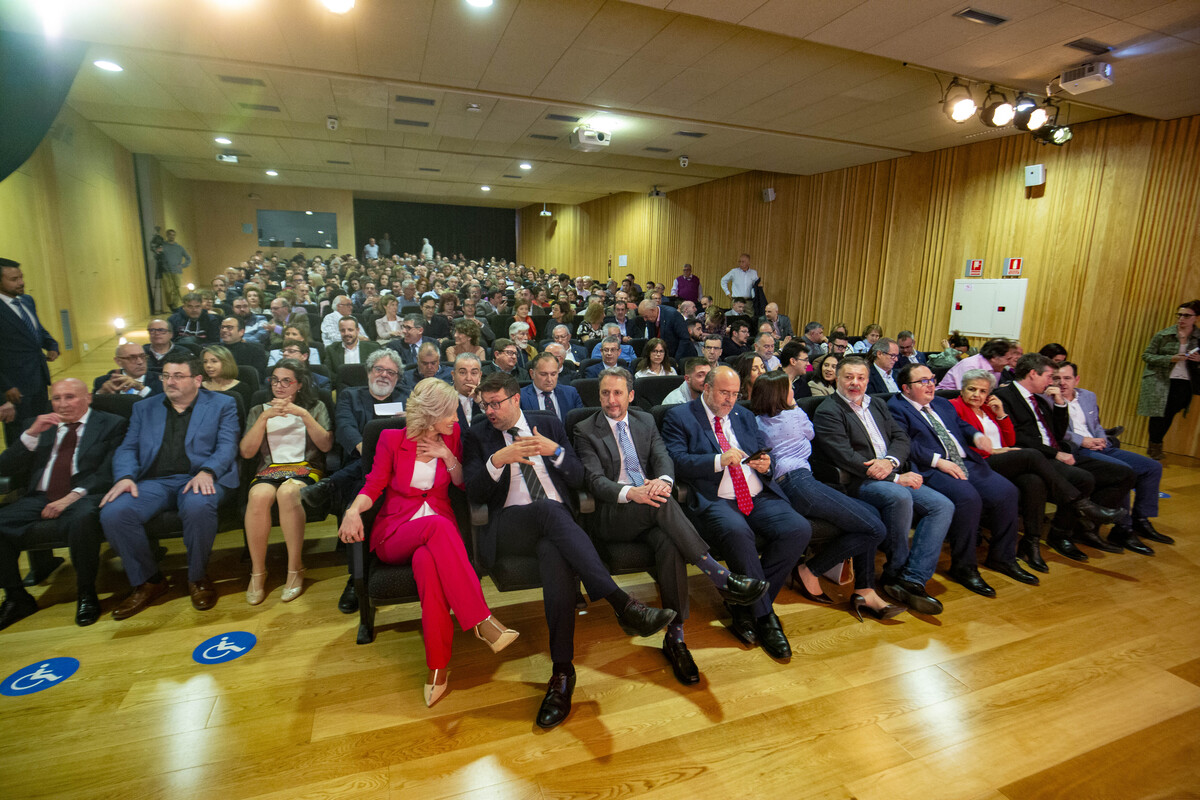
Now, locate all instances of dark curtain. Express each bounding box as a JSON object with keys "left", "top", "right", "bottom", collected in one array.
[
  {"left": 353, "top": 199, "right": 516, "bottom": 262},
  {"left": 0, "top": 30, "right": 87, "bottom": 182}
]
